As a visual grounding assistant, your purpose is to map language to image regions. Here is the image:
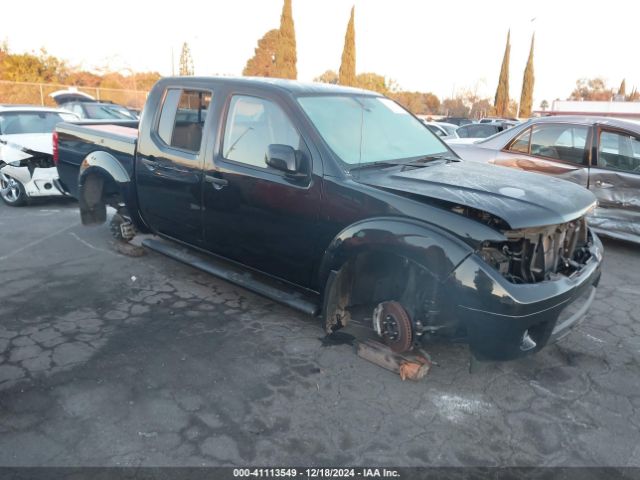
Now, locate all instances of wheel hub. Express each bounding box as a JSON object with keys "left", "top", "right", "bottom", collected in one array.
[
  {"left": 372, "top": 301, "right": 413, "bottom": 353},
  {"left": 0, "top": 173, "right": 20, "bottom": 203}
]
